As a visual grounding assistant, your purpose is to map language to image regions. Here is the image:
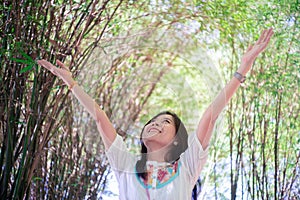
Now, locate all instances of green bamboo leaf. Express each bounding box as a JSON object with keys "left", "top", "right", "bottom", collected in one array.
[
  {"left": 19, "top": 51, "right": 34, "bottom": 63},
  {"left": 20, "top": 65, "right": 34, "bottom": 74},
  {"left": 10, "top": 57, "right": 31, "bottom": 64}
]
